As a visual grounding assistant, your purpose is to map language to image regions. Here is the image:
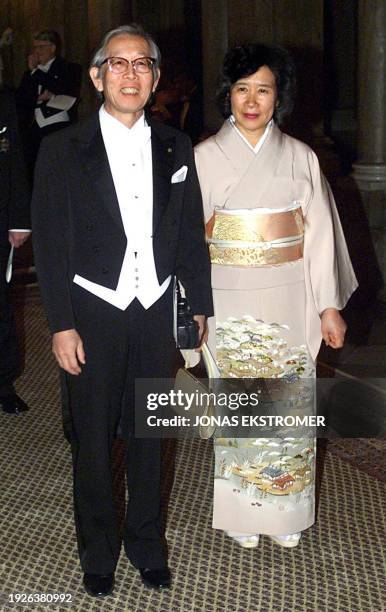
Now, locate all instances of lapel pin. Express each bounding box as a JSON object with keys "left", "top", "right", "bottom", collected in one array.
[{"left": 167, "top": 147, "right": 173, "bottom": 153}]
